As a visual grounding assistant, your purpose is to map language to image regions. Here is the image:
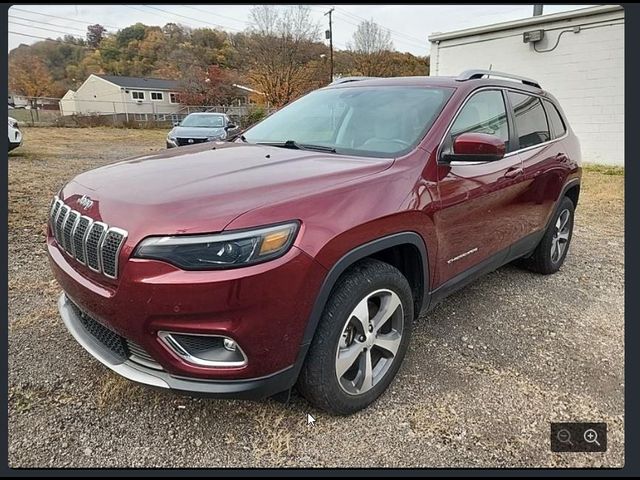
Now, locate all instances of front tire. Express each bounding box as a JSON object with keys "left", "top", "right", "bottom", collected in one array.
[
  {"left": 525, "top": 196, "right": 575, "bottom": 274},
  {"left": 297, "top": 259, "right": 413, "bottom": 415}
]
